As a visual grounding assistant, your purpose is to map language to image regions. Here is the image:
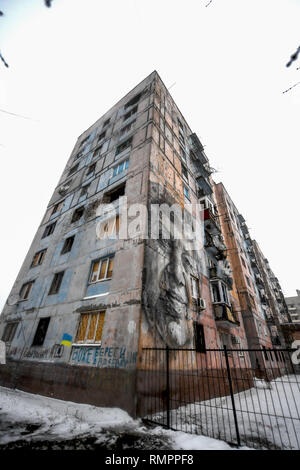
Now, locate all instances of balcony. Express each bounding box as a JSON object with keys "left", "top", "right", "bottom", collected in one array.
[
  {"left": 213, "top": 303, "right": 240, "bottom": 329},
  {"left": 209, "top": 265, "right": 233, "bottom": 290},
  {"left": 188, "top": 133, "right": 208, "bottom": 164},
  {"left": 196, "top": 175, "right": 213, "bottom": 197},
  {"left": 202, "top": 208, "right": 221, "bottom": 234},
  {"left": 205, "top": 232, "right": 227, "bottom": 260}
]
